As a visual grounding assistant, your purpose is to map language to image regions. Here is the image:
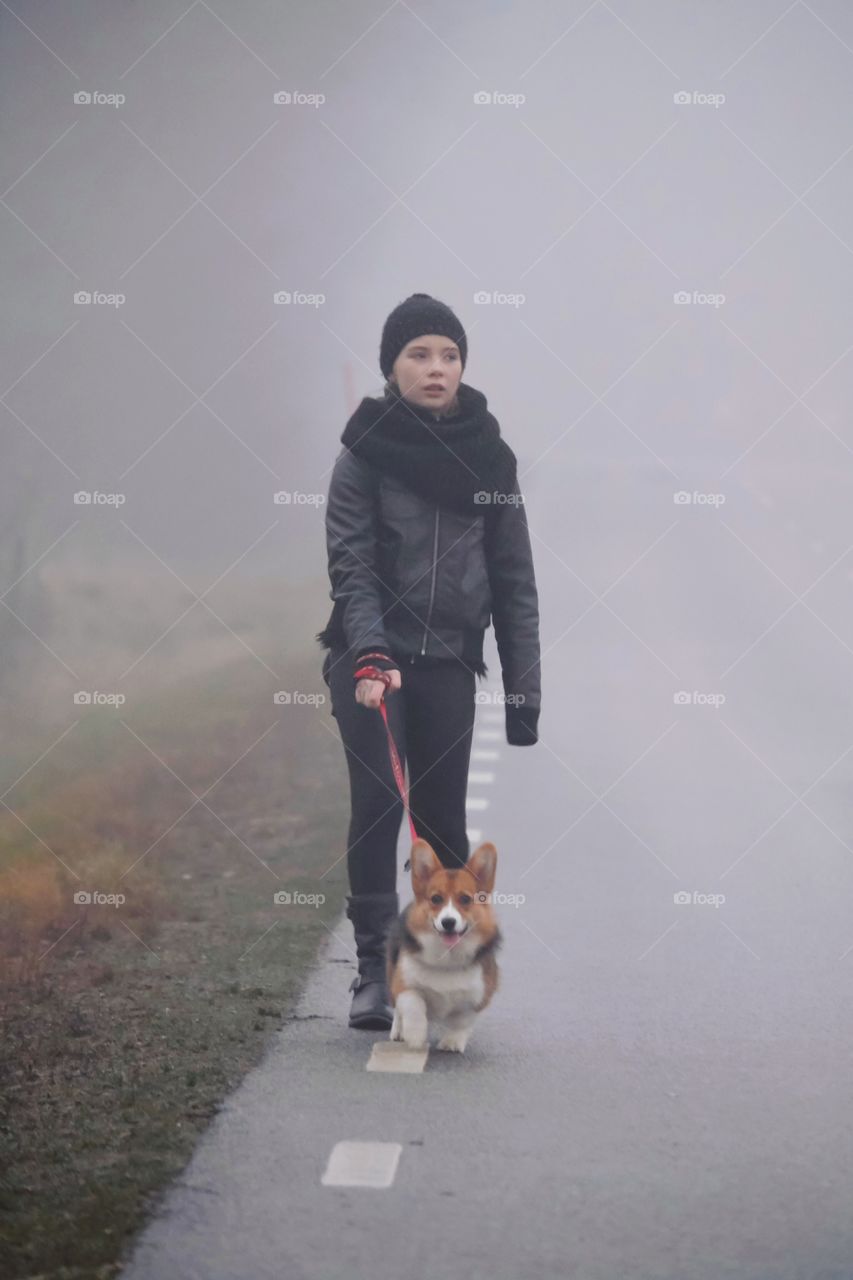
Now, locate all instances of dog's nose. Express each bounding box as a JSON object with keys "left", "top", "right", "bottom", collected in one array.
[{"left": 440, "top": 918, "right": 456, "bottom": 933}]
